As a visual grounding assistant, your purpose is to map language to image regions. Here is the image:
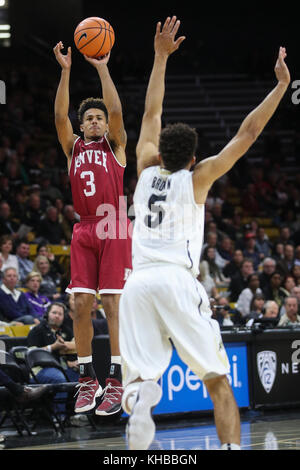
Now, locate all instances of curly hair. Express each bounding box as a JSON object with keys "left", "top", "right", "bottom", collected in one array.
[
  {"left": 159, "top": 122, "right": 198, "bottom": 173},
  {"left": 77, "top": 97, "right": 108, "bottom": 123}
]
